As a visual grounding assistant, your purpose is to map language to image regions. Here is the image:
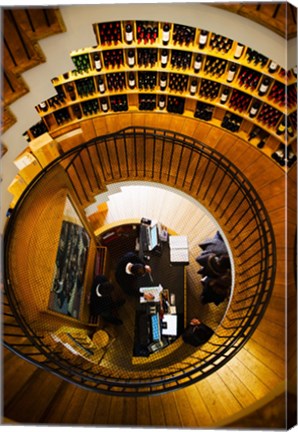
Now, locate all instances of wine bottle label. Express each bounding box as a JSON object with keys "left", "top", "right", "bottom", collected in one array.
[
  {"left": 250, "top": 107, "right": 258, "bottom": 115},
  {"left": 269, "top": 61, "right": 277, "bottom": 71},
  {"left": 160, "top": 78, "right": 166, "bottom": 87},
  {"left": 199, "top": 34, "right": 207, "bottom": 44},
  {"left": 259, "top": 83, "right": 268, "bottom": 93},
  {"left": 194, "top": 60, "right": 202, "bottom": 70},
  {"left": 159, "top": 100, "right": 165, "bottom": 108},
  {"left": 102, "top": 103, "right": 108, "bottom": 111},
  {"left": 99, "top": 83, "right": 105, "bottom": 93},
  {"left": 95, "top": 60, "right": 102, "bottom": 70},
  {"left": 126, "top": 31, "right": 133, "bottom": 42},
  {"left": 161, "top": 54, "right": 168, "bottom": 63},
  {"left": 128, "top": 56, "right": 135, "bottom": 66},
  {"left": 190, "top": 84, "right": 197, "bottom": 94},
  {"left": 220, "top": 93, "right": 228, "bottom": 102},
  {"left": 227, "top": 70, "right": 235, "bottom": 82},
  {"left": 163, "top": 30, "right": 170, "bottom": 42},
  {"left": 278, "top": 124, "right": 285, "bottom": 132},
  {"left": 234, "top": 44, "right": 244, "bottom": 59},
  {"left": 129, "top": 79, "right": 135, "bottom": 87}
]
